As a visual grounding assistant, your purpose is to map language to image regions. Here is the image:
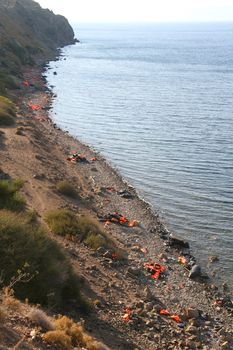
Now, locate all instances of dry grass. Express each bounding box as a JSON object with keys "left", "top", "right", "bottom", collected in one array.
[
  {"left": 44, "top": 315, "right": 110, "bottom": 350},
  {"left": 2, "top": 289, "right": 22, "bottom": 312},
  {"left": 28, "top": 308, "right": 55, "bottom": 331},
  {"left": 43, "top": 330, "right": 72, "bottom": 349},
  {"left": 0, "top": 307, "right": 6, "bottom": 322}
]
